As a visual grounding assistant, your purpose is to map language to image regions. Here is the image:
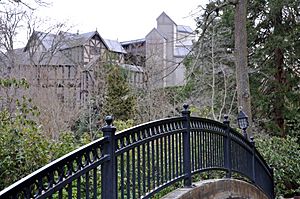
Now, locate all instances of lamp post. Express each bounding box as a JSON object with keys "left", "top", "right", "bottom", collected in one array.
[{"left": 237, "top": 109, "right": 249, "bottom": 139}]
